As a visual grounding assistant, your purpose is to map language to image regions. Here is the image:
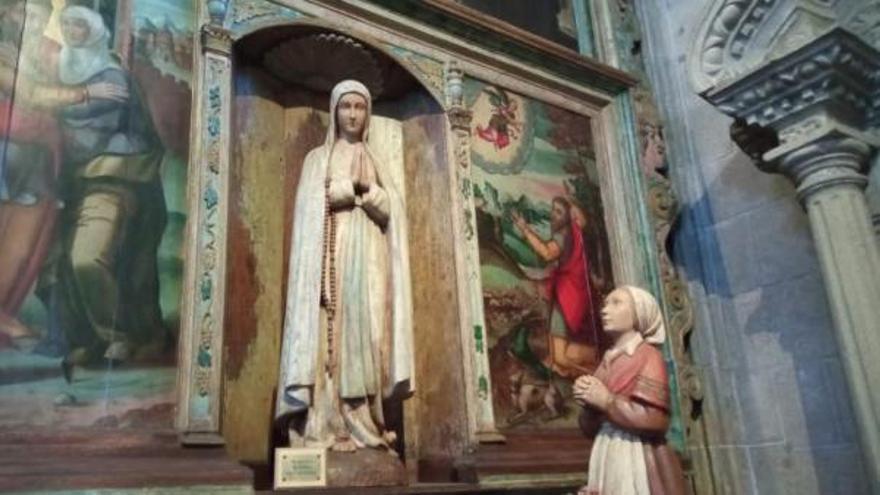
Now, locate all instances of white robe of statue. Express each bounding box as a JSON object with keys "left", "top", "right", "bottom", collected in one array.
[{"left": 276, "top": 80, "right": 414, "bottom": 453}]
